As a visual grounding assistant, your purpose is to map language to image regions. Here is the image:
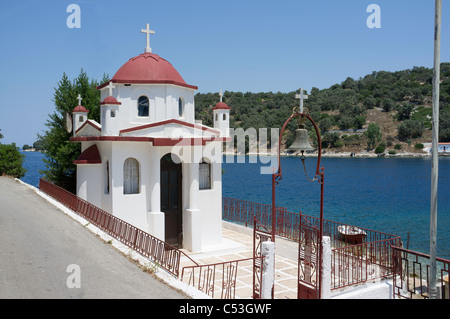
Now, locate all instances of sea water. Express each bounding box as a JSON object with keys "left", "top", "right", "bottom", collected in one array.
[
  {"left": 222, "top": 155, "right": 450, "bottom": 259},
  {"left": 20, "top": 151, "right": 450, "bottom": 259}
]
